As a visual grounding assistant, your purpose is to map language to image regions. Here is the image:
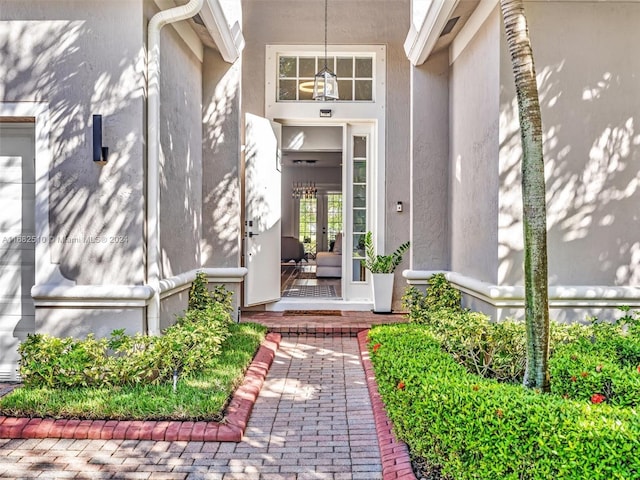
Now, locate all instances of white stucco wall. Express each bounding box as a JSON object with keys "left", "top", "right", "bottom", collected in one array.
[
  {"left": 201, "top": 48, "right": 243, "bottom": 319},
  {"left": 157, "top": 21, "right": 204, "bottom": 280},
  {"left": 449, "top": 6, "right": 500, "bottom": 284},
  {"left": 410, "top": 49, "right": 450, "bottom": 270},
  {"left": 499, "top": 1, "right": 640, "bottom": 288},
  {"left": 202, "top": 48, "right": 242, "bottom": 269},
  {"left": 0, "top": 0, "right": 146, "bottom": 286}
]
